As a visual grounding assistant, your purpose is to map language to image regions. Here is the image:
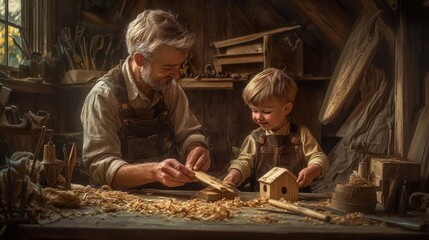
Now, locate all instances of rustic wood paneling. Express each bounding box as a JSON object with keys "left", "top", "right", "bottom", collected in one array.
[
  {"left": 204, "top": 0, "right": 226, "bottom": 69},
  {"left": 394, "top": 1, "right": 421, "bottom": 156},
  {"left": 179, "top": 0, "right": 204, "bottom": 74}
]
